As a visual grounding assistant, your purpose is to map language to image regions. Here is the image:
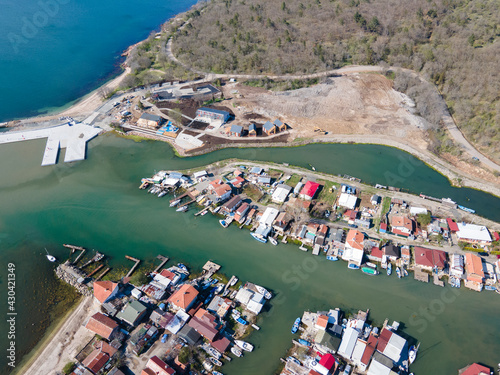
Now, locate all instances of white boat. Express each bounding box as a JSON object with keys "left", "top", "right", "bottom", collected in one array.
[
  {"left": 366, "top": 262, "right": 377, "bottom": 268},
  {"left": 231, "top": 310, "right": 241, "bottom": 319},
  {"left": 251, "top": 323, "right": 260, "bottom": 330},
  {"left": 409, "top": 343, "right": 420, "bottom": 364},
  {"left": 207, "top": 346, "right": 221, "bottom": 359},
  {"left": 269, "top": 237, "right": 278, "bottom": 246},
  {"left": 45, "top": 249, "right": 56, "bottom": 262},
  {"left": 251, "top": 233, "right": 267, "bottom": 243},
  {"left": 219, "top": 219, "right": 230, "bottom": 228},
  {"left": 215, "top": 284, "right": 224, "bottom": 294},
  {"left": 176, "top": 205, "right": 188, "bottom": 212},
  {"left": 231, "top": 346, "right": 243, "bottom": 357},
  {"left": 210, "top": 357, "right": 222, "bottom": 367},
  {"left": 213, "top": 206, "right": 221, "bottom": 213},
  {"left": 387, "top": 263, "right": 392, "bottom": 276},
  {"left": 157, "top": 190, "right": 167, "bottom": 197},
  {"left": 230, "top": 277, "right": 238, "bottom": 286},
  {"left": 234, "top": 340, "right": 254, "bottom": 352},
  {"left": 255, "top": 285, "right": 272, "bottom": 299},
  {"left": 170, "top": 199, "right": 181, "bottom": 207},
  {"left": 213, "top": 371, "right": 224, "bottom": 375}
]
